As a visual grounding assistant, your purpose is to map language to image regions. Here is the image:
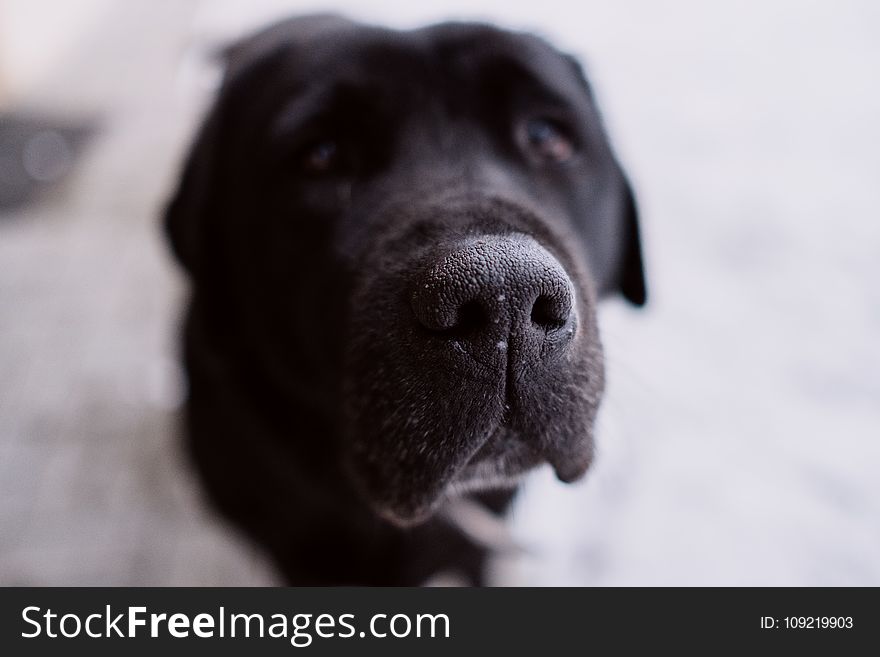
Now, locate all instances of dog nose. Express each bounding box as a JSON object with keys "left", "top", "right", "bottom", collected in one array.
[{"left": 411, "top": 235, "right": 575, "bottom": 359}]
